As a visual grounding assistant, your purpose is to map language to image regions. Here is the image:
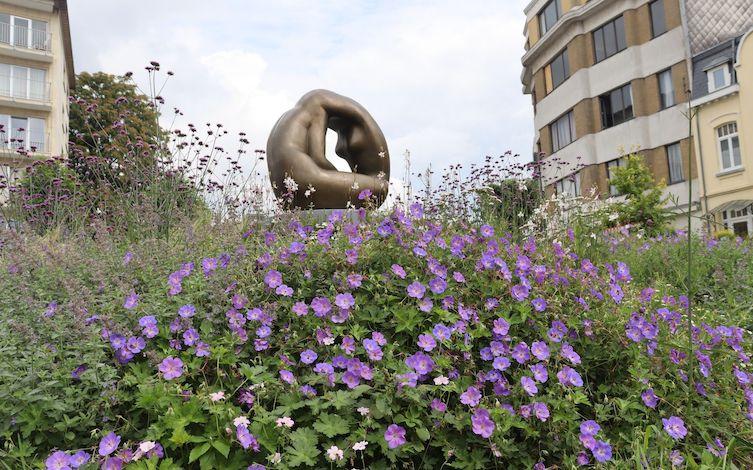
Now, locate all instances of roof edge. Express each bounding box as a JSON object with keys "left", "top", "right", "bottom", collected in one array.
[{"left": 55, "top": 0, "right": 75, "bottom": 89}]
